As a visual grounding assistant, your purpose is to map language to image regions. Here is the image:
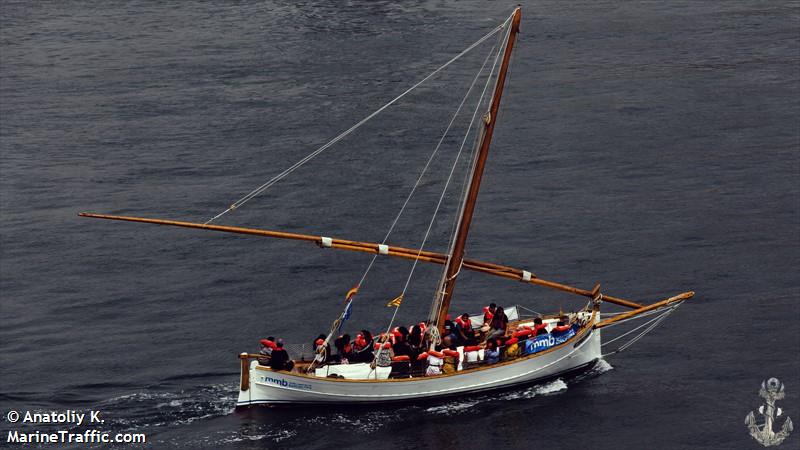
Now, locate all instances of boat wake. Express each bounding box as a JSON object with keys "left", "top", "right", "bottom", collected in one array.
[
  {"left": 425, "top": 377, "right": 569, "bottom": 416},
  {"left": 96, "top": 382, "right": 238, "bottom": 432}
]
